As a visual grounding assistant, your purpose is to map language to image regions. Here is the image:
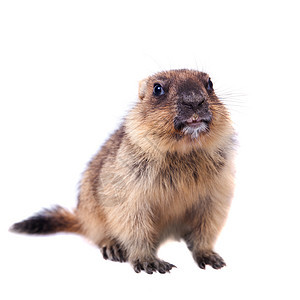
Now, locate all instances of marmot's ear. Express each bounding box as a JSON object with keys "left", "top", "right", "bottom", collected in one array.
[{"left": 138, "top": 79, "right": 147, "bottom": 100}]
